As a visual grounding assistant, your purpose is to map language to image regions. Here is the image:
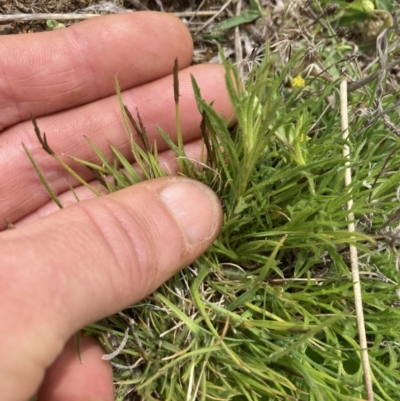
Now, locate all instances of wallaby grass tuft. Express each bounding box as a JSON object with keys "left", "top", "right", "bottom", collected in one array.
[{"left": 26, "top": 1, "right": 400, "bottom": 400}]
